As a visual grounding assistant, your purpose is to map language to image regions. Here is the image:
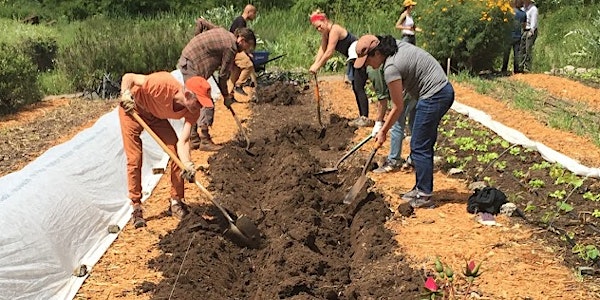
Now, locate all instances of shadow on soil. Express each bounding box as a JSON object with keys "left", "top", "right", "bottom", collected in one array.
[{"left": 136, "top": 80, "right": 424, "bottom": 299}]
